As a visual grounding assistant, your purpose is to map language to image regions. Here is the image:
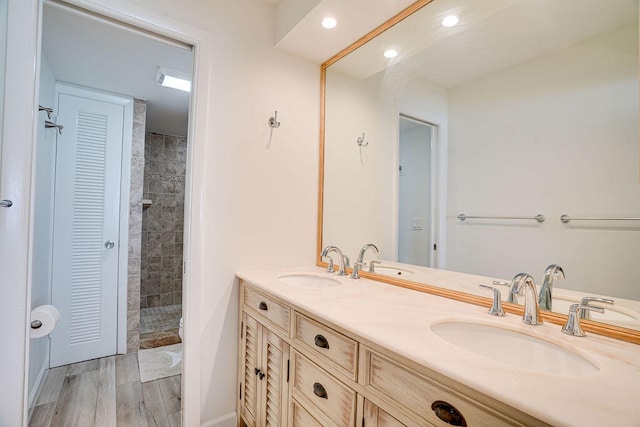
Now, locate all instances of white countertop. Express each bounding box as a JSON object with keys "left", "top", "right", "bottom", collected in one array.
[
  {"left": 369, "top": 260, "right": 640, "bottom": 330},
  {"left": 237, "top": 266, "right": 640, "bottom": 427}
]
